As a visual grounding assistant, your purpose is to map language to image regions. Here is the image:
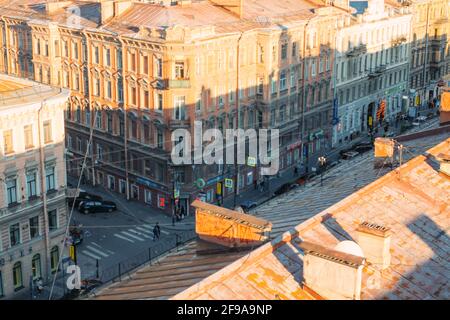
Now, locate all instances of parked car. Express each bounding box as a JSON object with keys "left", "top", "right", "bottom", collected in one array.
[
  {"left": 240, "top": 200, "right": 257, "bottom": 212},
  {"left": 274, "top": 183, "right": 293, "bottom": 196},
  {"left": 67, "top": 190, "right": 103, "bottom": 208},
  {"left": 78, "top": 200, "right": 117, "bottom": 214},
  {"left": 341, "top": 151, "right": 359, "bottom": 160},
  {"left": 353, "top": 143, "right": 373, "bottom": 154}
]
